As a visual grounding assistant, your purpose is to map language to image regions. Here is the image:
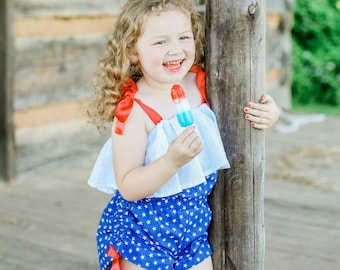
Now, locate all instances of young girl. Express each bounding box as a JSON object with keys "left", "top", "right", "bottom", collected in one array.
[{"left": 88, "top": 1, "right": 279, "bottom": 269}]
